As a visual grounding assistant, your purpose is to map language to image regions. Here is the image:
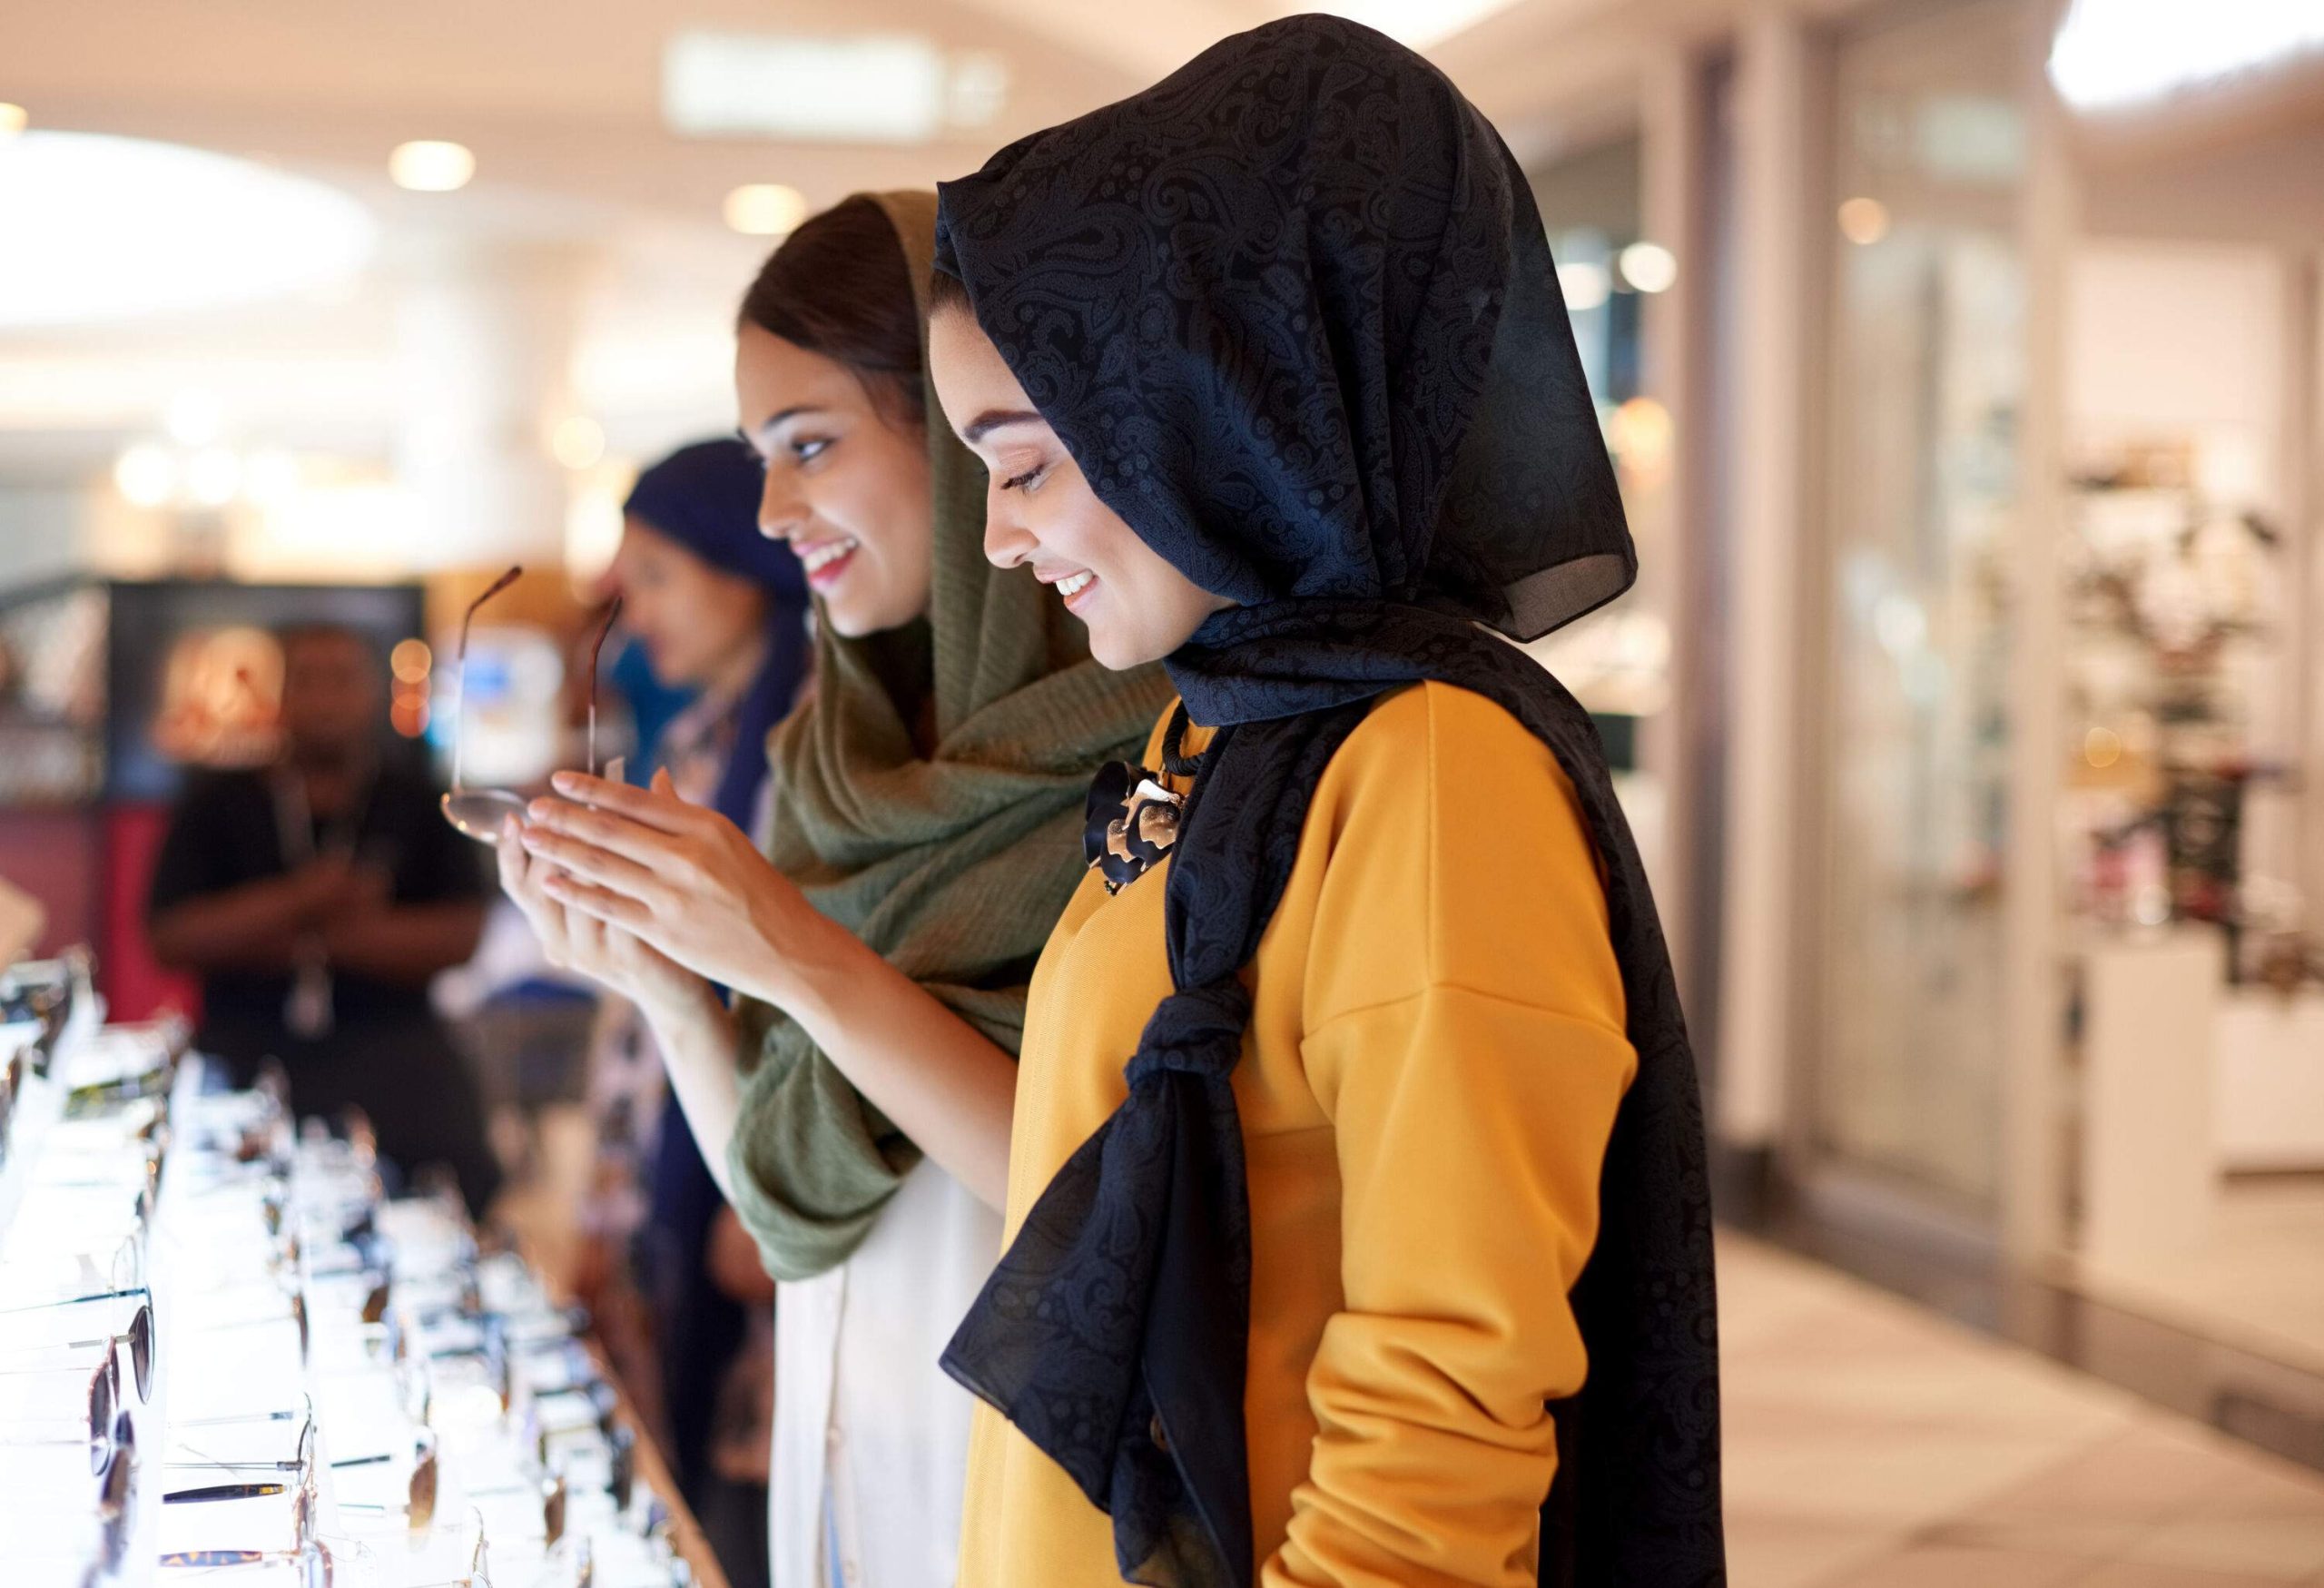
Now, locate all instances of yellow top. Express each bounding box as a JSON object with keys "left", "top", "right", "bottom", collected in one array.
[{"left": 957, "top": 681, "right": 1638, "bottom": 1587}]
